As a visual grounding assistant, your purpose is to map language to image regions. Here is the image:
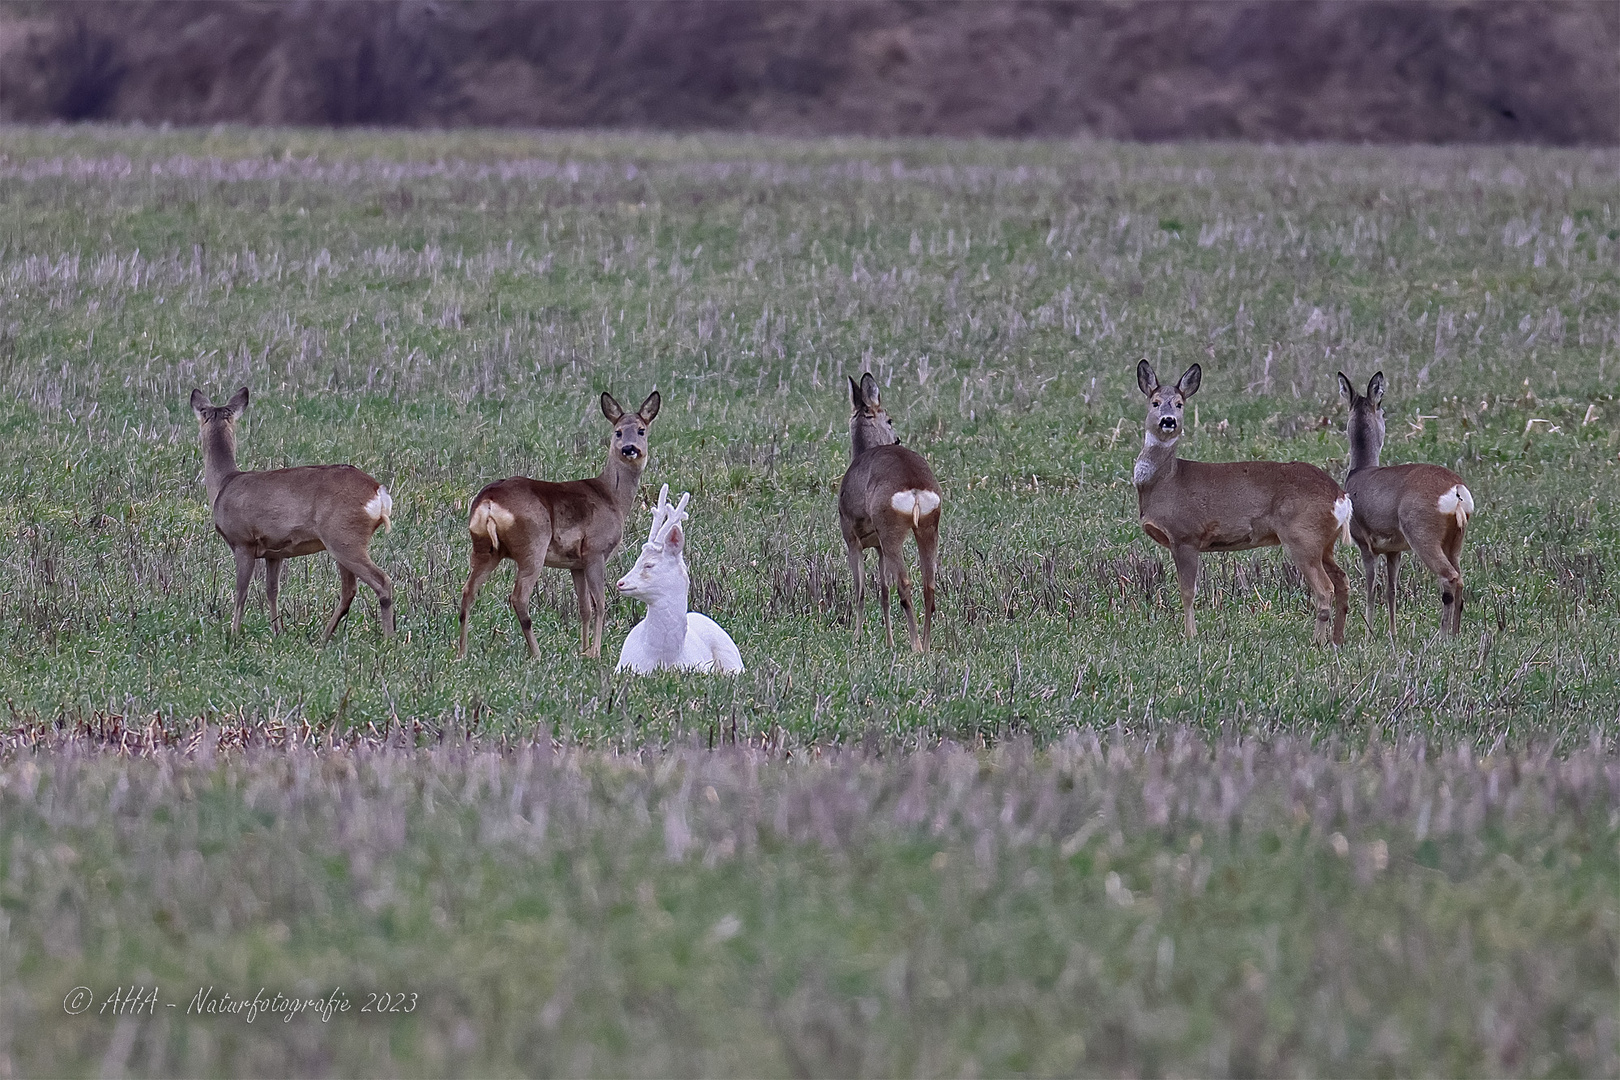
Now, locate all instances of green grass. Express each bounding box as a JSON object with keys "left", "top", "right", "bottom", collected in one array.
[
  {"left": 0, "top": 130, "right": 1617, "bottom": 745},
  {"left": 0, "top": 128, "right": 1616, "bottom": 1075}
]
